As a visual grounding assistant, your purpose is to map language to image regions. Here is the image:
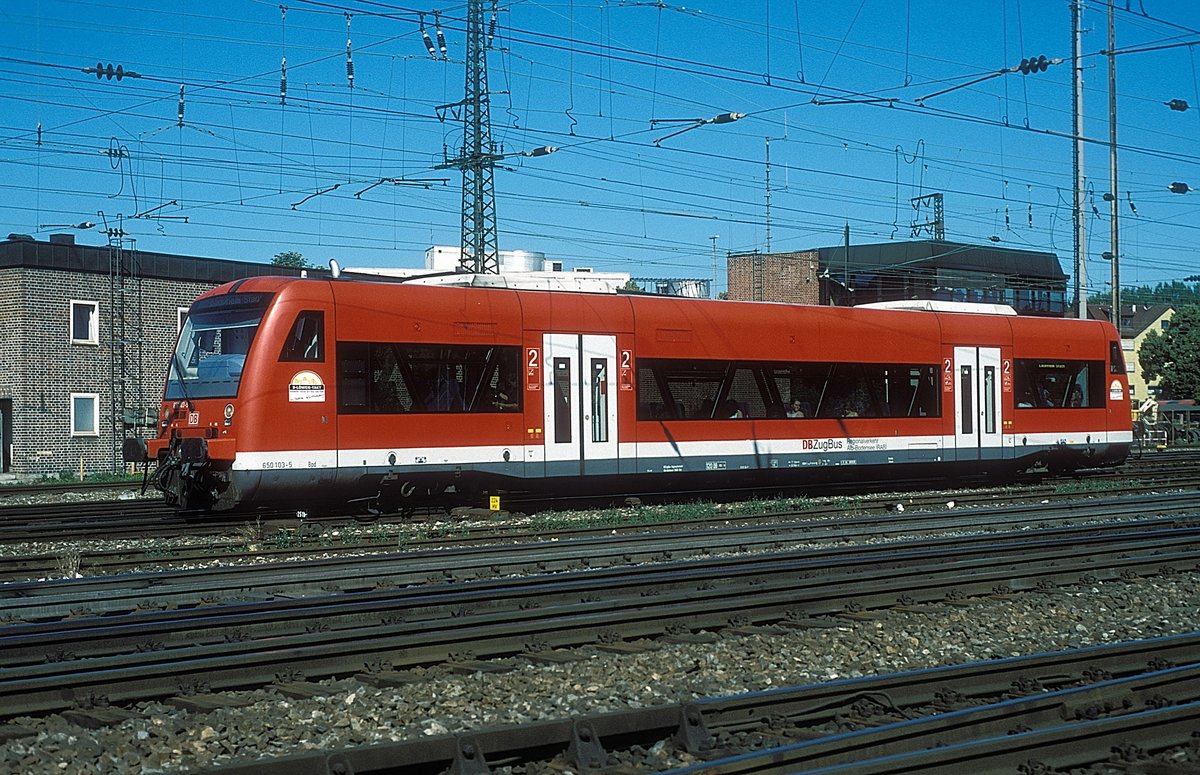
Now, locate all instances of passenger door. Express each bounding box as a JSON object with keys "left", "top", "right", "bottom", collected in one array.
[
  {"left": 542, "top": 333, "right": 619, "bottom": 476},
  {"left": 953, "top": 346, "right": 1003, "bottom": 461}
]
